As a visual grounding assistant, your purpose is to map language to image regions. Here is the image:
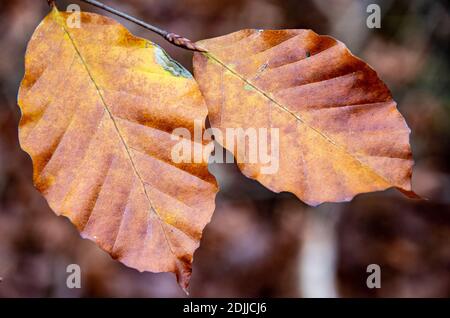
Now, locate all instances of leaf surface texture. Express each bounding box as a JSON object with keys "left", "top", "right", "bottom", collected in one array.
[
  {"left": 18, "top": 8, "right": 218, "bottom": 289},
  {"left": 194, "top": 29, "right": 415, "bottom": 206}
]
